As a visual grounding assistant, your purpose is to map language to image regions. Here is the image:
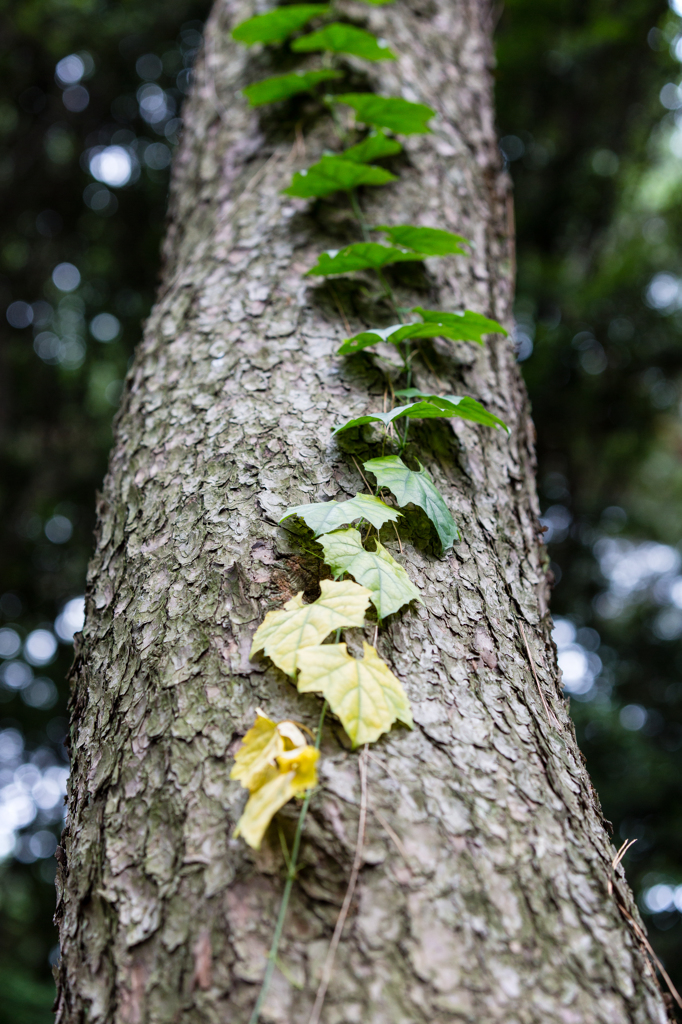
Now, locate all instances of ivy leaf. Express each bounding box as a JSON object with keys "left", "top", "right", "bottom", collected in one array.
[
  {"left": 337, "top": 319, "right": 495, "bottom": 355},
  {"left": 280, "top": 493, "right": 401, "bottom": 535},
  {"left": 283, "top": 155, "right": 396, "bottom": 198},
  {"left": 292, "top": 23, "right": 396, "bottom": 60},
  {"left": 393, "top": 390, "right": 509, "bottom": 431},
  {"left": 332, "top": 93, "right": 434, "bottom": 134},
  {"left": 413, "top": 306, "right": 508, "bottom": 341},
  {"left": 375, "top": 225, "right": 468, "bottom": 255},
  {"left": 296, "top": 641, "right": 413, "bottom": 747},
  {"left": 243, "top": 69, "right": 342, "bottom": 107},
  {"left": 340, "top": 131, "right": 402, "bottom": 163},
  {"left": 306, "top": 242, "right": 428, "bottom": 276},
  {"left": 232, "top": 5, "right": 330, "bottom": 46},
  {"left": 231, "top": 712, "right": 320, "bottom": 849},
  {"left": 364, "top": 455, "right": 459, "bottom": 551},
  {"left": 250, "top": 579, "right": 371, "bottom": 675},
  {"left": 319, "top": 528, "right": 421, "bottom": 619}
]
